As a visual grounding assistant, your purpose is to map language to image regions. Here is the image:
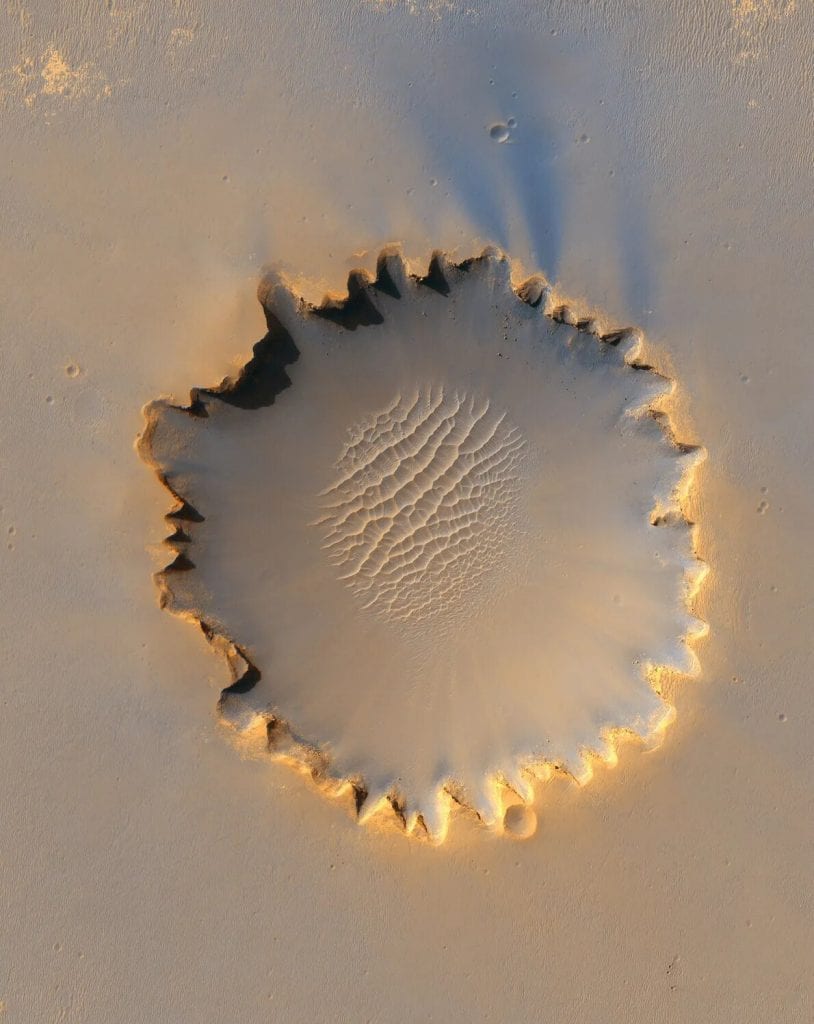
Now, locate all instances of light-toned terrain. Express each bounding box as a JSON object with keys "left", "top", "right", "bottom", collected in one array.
[{"left": 1, "top": 2, "right": 812, "bottom": 1022}]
